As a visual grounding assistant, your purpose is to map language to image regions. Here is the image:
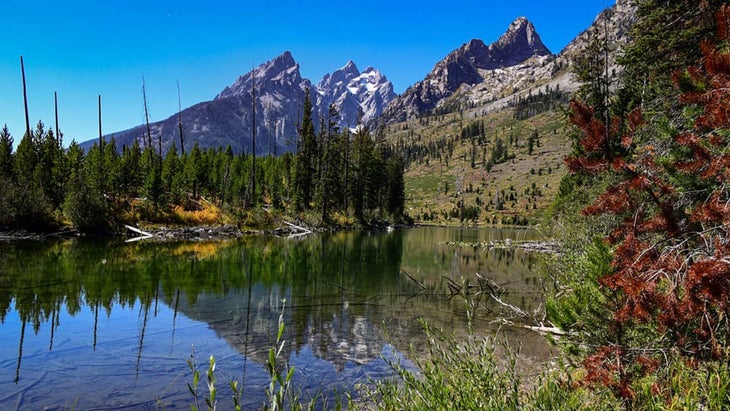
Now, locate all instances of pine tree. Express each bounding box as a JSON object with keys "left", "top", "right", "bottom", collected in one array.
[
  {"left": 351, "top": 126, "right": 376, "bottom": 222},
  {"left": 386, "top": 156, "right": 405, "bottom": 218},
  {"left": 617, "top": 0, "right": 724, "bottom": 114},
  {"left": 65, "top": 141, "right": 110, "bottom": 234},
  {"left": 0, "top": 125, "right": 14, "bottom": 225},
  {"left": 0, "top": 125, "right": 13, "bottom": 180},
  {"left": 318, "top": 104, "right": 341, "bottom": 222},
  {"left": 162, "top": 144, "right": 182, "bottom": 203},
  {"left": 119, "top": 139, "right": 143, "bottom": 198},
  {"left": 294, "top": 88, "right": 317, "bottom": 211},
  {"left": 11, "top": 122, "right": 53, "bottom": 228}
]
